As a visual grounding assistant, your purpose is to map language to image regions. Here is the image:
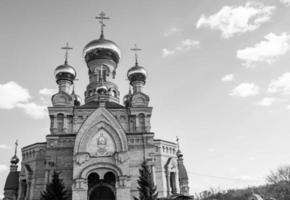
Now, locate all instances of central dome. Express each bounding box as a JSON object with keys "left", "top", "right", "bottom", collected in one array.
[{"left": 83, "top": 38, "right": 121, "bottom": 63}]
